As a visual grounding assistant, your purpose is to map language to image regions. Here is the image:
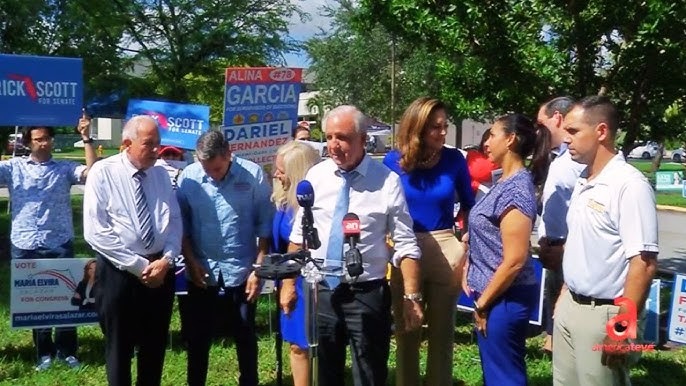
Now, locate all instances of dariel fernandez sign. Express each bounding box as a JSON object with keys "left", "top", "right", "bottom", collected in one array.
[{"left": 222, "top": 67, "right": 302, "bottom": 174}]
